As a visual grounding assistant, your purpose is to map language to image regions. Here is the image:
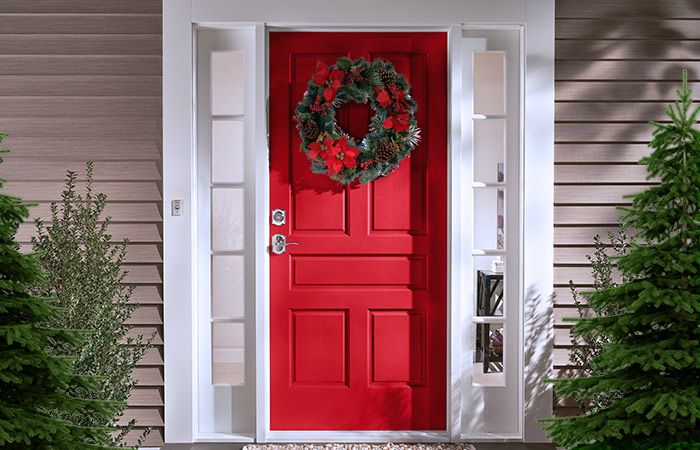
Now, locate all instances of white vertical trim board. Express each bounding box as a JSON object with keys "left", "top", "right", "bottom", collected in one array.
[
  {"left": 447, "top": 24, "right": 464, "bottom": 443},
  {"left": 252, "top": 22, "right": 270, "bottom": 442},
  {"left": 163, "top": 0, "right": 195, "bottom": 443},
  {"left": 162, "top": 0, "right": 554, "bottom": 444},
  {"left": 522, "top": 0, "right": 555, "bottom": 442}
]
